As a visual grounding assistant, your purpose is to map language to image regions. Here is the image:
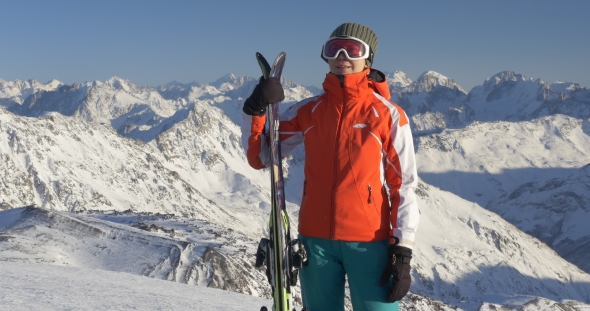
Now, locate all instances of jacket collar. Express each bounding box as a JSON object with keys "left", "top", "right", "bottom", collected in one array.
[{"left": 322, "top": 69, "right": 391, "bottom": 101}]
